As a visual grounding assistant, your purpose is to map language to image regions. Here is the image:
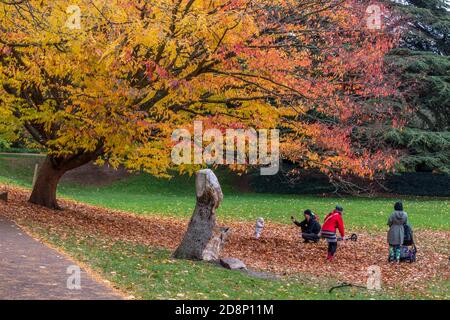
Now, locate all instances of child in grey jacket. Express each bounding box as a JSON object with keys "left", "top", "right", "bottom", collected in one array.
[{"left": 255, "top": 217, "right": 265, "bottom": 239}]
